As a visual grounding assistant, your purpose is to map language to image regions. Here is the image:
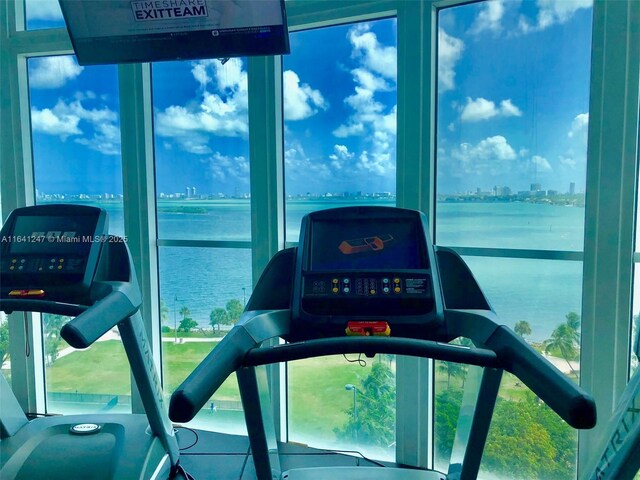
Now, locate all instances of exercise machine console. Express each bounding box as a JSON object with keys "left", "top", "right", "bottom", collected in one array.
[
  {"left": 169, "top": 206, "right": 597, "bottom": 479},
  {"left": 0, "top": 204, "right": 179, "bottom": 479}
]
